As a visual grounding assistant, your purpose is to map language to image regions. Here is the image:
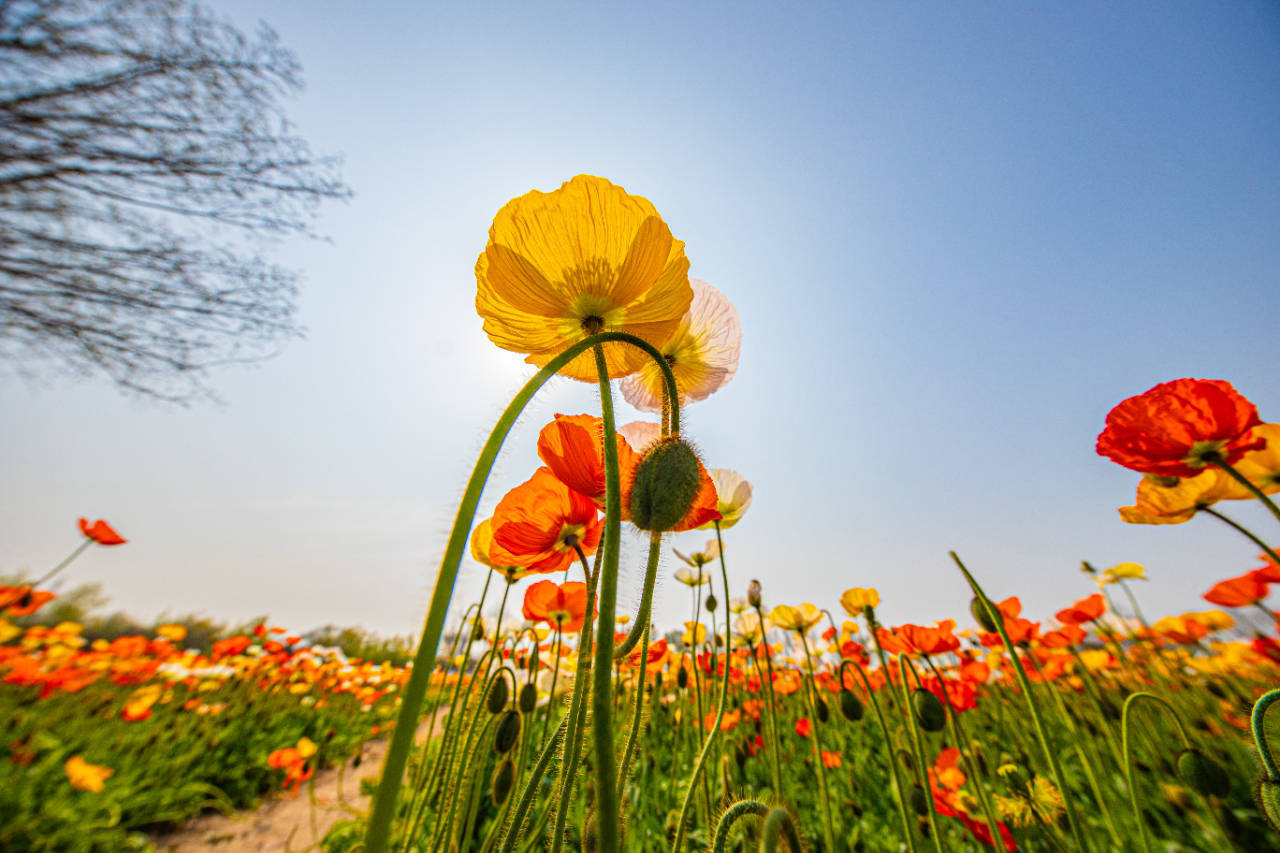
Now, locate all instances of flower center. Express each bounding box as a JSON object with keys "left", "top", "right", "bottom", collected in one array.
[
  {"left": 556, "top": 524, "right": 585, "bottom": 552},
  {"left": 1182, "top": 440, "right": 1229, "bottom": 469}
]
